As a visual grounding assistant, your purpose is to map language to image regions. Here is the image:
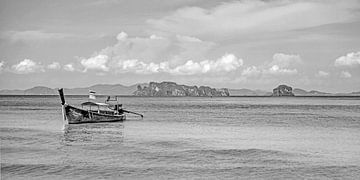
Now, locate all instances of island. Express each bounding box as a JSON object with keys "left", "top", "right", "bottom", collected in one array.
[
  {"left": 133, "top": 81, "right": 230, "bottom": 97},
  {"left": 272, "top": 84, "right": 295, "bottom": 96}
]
